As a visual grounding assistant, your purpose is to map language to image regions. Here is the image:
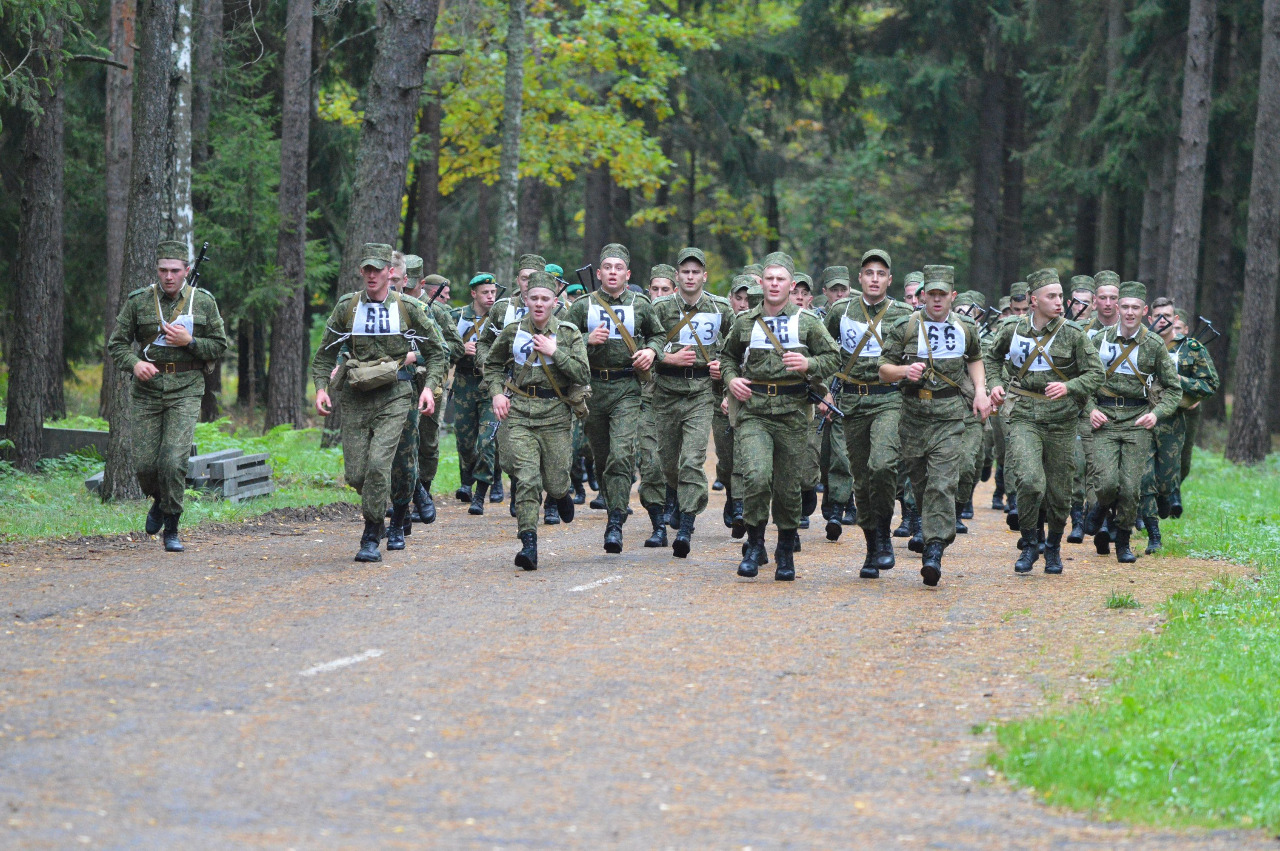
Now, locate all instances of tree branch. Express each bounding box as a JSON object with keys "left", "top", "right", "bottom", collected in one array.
[
  {"left": 70, "top": 54, "right": 130, "bottom": 70},
  {"left": 426, "top": 48, "right": 464, "bottom": 56}
]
